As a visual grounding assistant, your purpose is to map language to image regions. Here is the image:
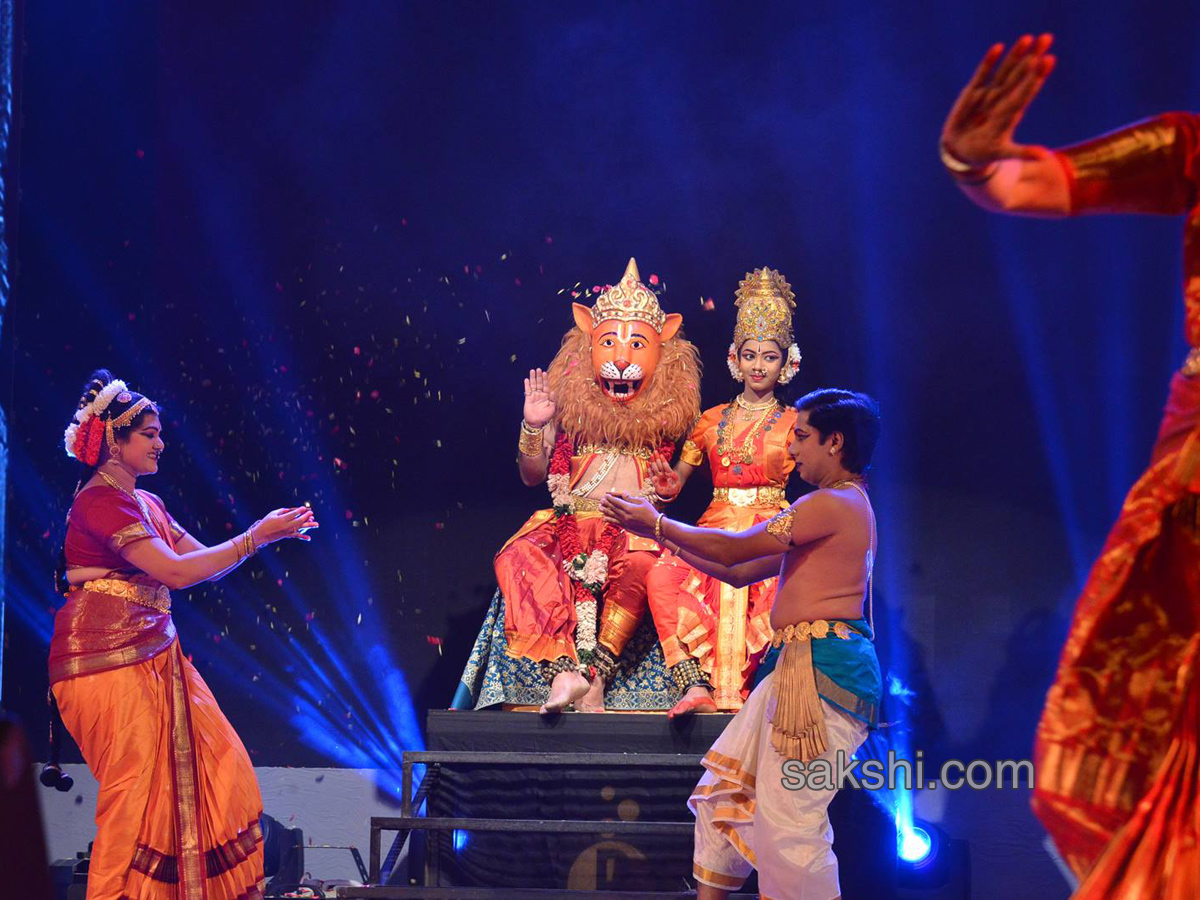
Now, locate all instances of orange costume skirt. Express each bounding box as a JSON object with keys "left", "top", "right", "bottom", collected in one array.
[
  {"left": 496, "top": 509, "right": 663, "bottom": 664},
  {"left": 50, "top": 584, "right": 265, "bottom": 900},
  {"left": 1034, "top": 371, "right": 1200, "bottom": 897},
  {"left": 647, "top": 494, "right": 781, "bottom": 709}
]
